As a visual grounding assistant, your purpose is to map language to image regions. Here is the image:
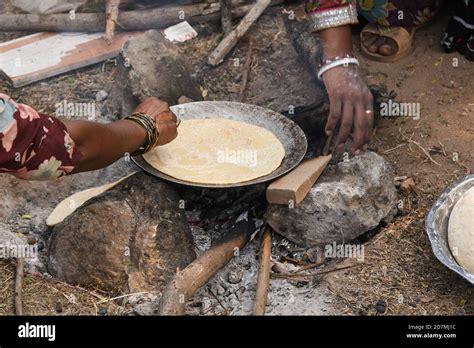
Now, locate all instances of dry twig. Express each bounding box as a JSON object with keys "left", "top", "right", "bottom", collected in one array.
[
  {"left": 239, "top": 39, "right": 254, "bottom": 102},
  {"left": 208, "top": 0, "right": 271, "bottom": 66},
  {"left": 399, "top": 129, "right": 441, "bottom": 166},
  {"left": 105, "top": 0, "right": 121, "bottom": 44},
  {"left": 271, "top": 263, "right": 363, "bottom": 281},
  {"left": 14, "top": 258, "right": 24, "bottom": 315}
]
